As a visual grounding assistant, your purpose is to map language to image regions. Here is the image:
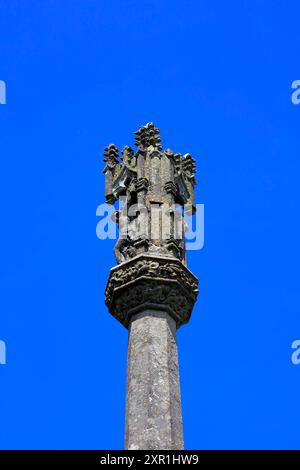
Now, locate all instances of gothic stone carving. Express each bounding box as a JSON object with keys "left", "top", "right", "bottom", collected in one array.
[
  {"left": 103, "top": 123, "right": 197, "bottom": 264},
  {"left": 105, "top": 254, "right": 198, "bottom": 329}
]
